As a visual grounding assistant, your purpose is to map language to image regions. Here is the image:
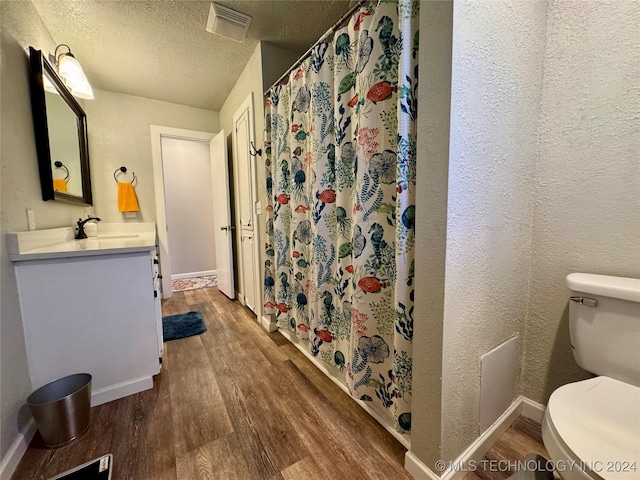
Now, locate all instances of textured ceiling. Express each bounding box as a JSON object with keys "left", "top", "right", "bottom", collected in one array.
[{"left": 32, "top": 1, "right": 352, "bottom": 110}]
